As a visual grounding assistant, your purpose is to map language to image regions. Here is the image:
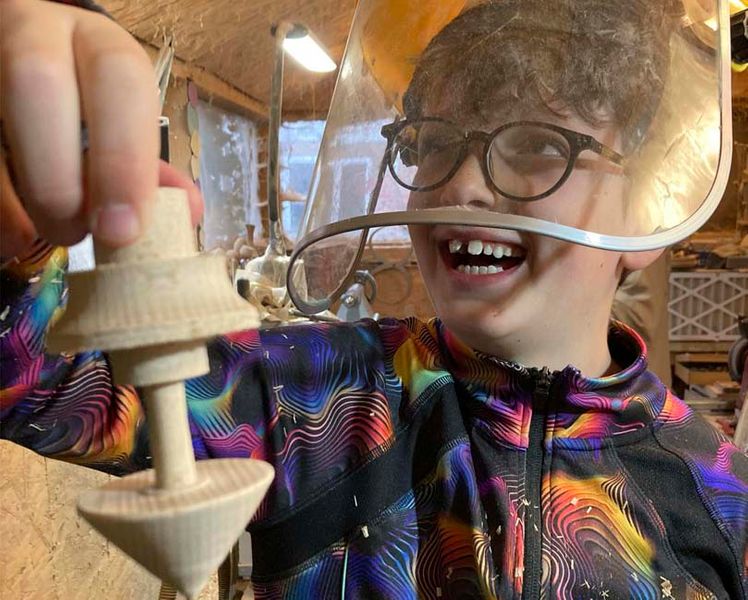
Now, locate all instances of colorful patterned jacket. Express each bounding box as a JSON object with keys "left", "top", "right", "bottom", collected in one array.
[{"left": 1, "top": 244, "right": 746, "bottom": 599}]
